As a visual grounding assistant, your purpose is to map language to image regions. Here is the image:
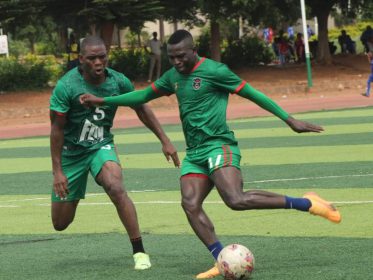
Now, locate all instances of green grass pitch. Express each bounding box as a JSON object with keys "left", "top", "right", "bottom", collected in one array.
[{"left": 1, "top": 107, "right": 373, "bottom": 280}]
